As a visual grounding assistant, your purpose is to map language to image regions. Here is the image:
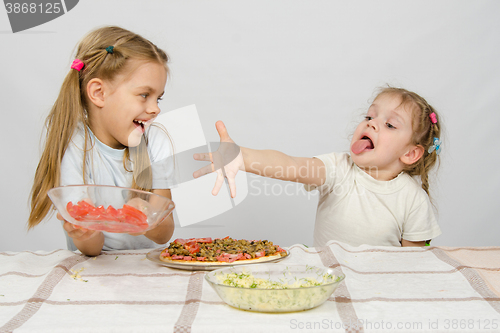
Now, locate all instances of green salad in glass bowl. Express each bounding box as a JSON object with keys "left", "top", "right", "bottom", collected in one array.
[{"left": 205, "top": 264, "right": 345, "bottom": 312}]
